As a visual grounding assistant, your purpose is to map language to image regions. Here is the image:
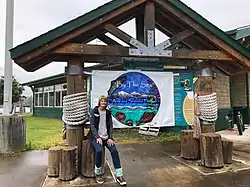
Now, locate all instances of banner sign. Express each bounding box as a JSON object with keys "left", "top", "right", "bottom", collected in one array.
[
  {"left": 174, "top": 73, "right": 194, "bottom": 126},
  {"left": 91, "top": 70, "right": 175, "bottom": 128}
]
